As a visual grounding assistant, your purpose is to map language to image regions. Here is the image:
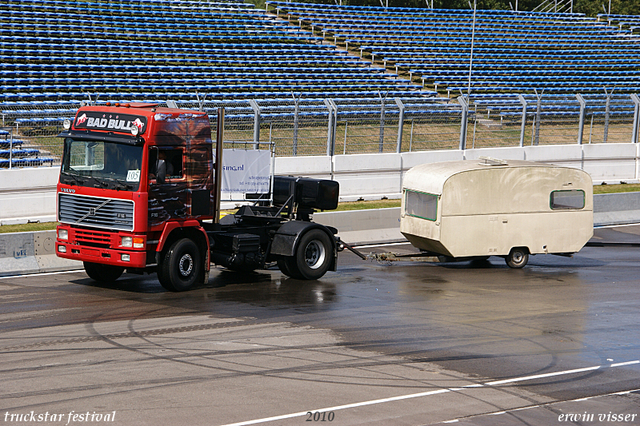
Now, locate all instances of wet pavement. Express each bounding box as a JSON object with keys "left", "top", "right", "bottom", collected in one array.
[{"left": 1, "top": 226, "right": 640, "bottom": 425}]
